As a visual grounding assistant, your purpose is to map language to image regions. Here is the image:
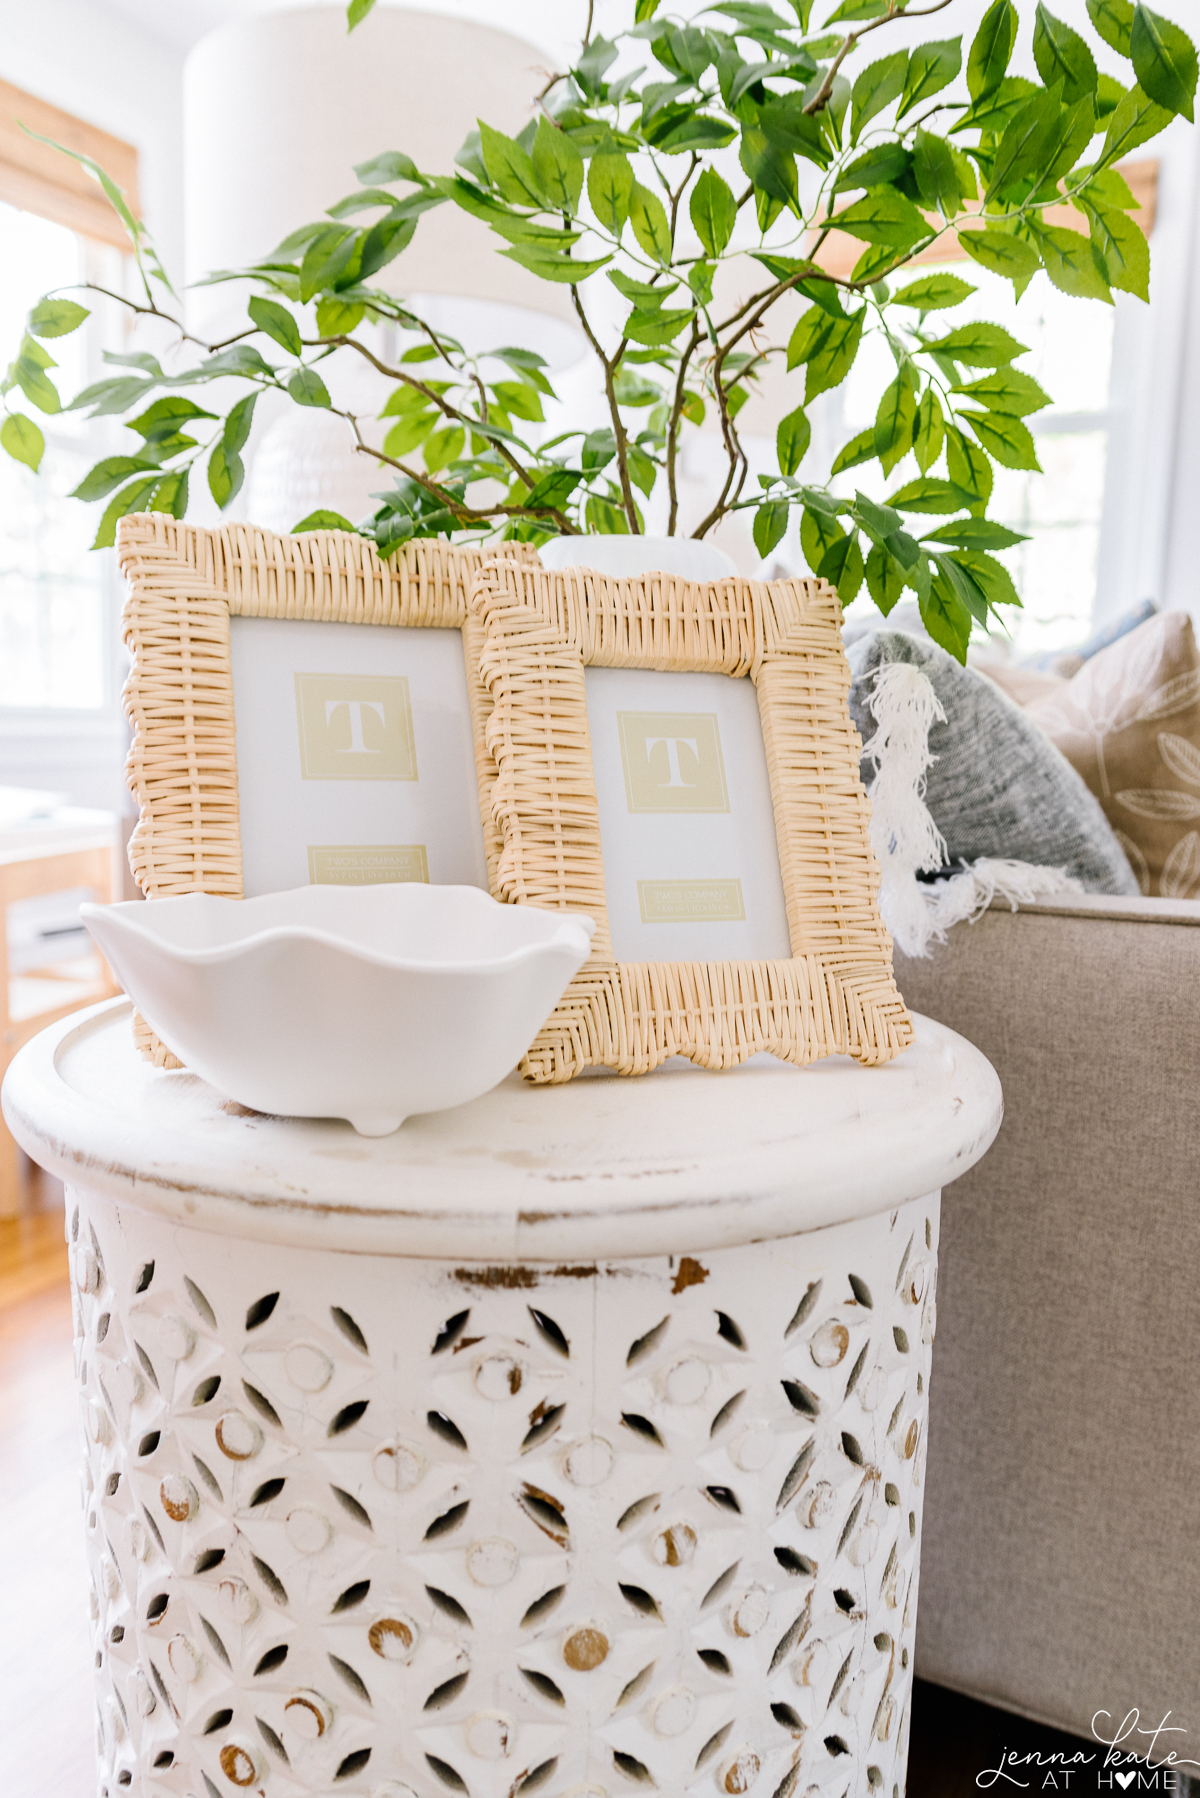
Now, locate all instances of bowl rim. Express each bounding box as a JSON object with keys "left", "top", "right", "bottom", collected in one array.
[{"left": 80, "top": 890, "right": 596, "bottom": 978}]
